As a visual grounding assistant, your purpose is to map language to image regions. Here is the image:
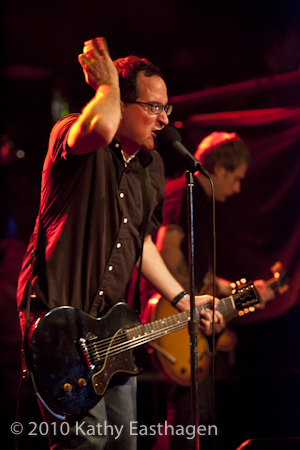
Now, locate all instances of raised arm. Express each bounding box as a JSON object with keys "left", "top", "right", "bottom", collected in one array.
[{"left": 68, "top": 37, "right": 121, "bottom": 155}]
